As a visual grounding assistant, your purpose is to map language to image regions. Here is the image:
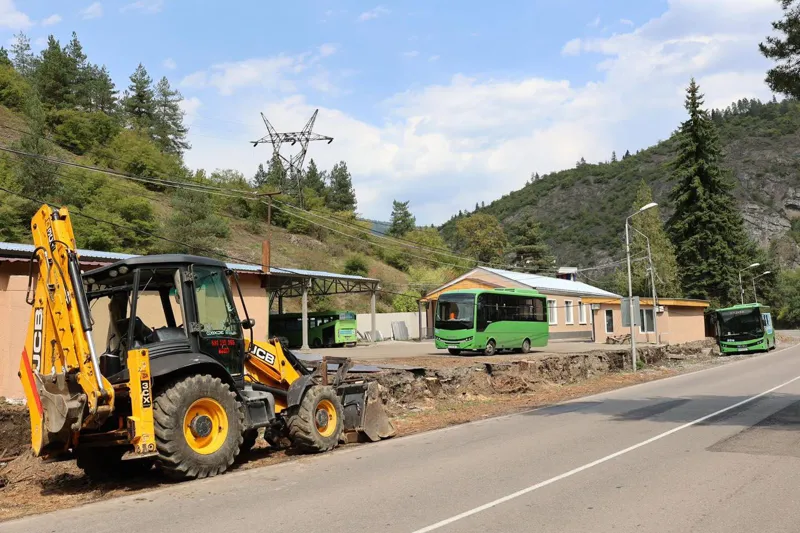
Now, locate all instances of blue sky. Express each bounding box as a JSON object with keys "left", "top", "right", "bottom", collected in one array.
[{"left": 0, "top": 0, "right": 783, "bottom": 224}]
